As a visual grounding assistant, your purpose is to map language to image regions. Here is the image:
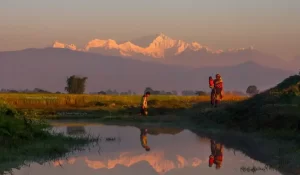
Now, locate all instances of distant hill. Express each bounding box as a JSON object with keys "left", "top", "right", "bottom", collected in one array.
[
  {"left": 183, "top": 61, "right": 294, "bottom": 92},
  {"left": 0, "top": 48, "right": 294, "bottom": 93},
  {"left": 290, "top": 56, "right": 300, "bottom": 71}
]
